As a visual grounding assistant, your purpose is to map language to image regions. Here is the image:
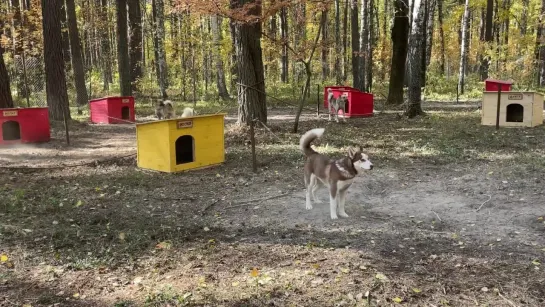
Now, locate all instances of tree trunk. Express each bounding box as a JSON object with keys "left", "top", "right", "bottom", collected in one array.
[
  {"left": 99, "top": 0, "right": 112, "bottom": 91},
  {"left": 425, "top": 0, "right": 435, "bottom": 68},
  {"left": 41, "top": 0, "right": 71, "bottom": 121},
  {"left": 334, "top": 0, "right": 342, "bottom": 84},
  {"left": 0, "top": 42, "right": 14, "bottom": 108},
  {"left": 458, "top": 0, "right": 470, "bottom": 94},
  {"left": 152, "top": 0, "right": 168, "bottom": 98},
  {"left": 367, "top": 0, "right": 375, "bottom": 91},
  {"left": 537, "top": 0, "right": 545, "bottom": 86},
  {"left": 437, "top": 0, "right": 445, "bottom": 74},
  {"left": 116, "top": 0, "right": 131, "bottom": 96},
  {"left": 521, "top": 0, "right": 529, "bottom": 35},
  {"left": 351, "top": 0, "right": 362, "bottom": 90},
  {"left": 386, "top": 0, "right": 409, "bottom": 105},
  {"left": 321, "top": 8, "right": 329, "bottom": 81},
  {"left": 359, "top": 0, "right": 368, "bottom": 91},
  {"left": 60, "top": 1, "right": 71, "bottom": 69},
  {"left": 343, "top": 0, "right": 349, "bottom": 81},
  {"left": 480, "top": 0, "right": 493, "bottom": 80},
  {"left": 128, "top": 0, "right": 143, "bottom": 93},
  {"left": 232, "top": 0, "right": 267, "bottom": 125},
  {"left": 66, "top": 0, "right": 89, "bottom": 114},
  {"left": 406, "top": 0, "right": 426, "bottom": 118},
  {"left": 280, "top": 7, "right": 289, "bottom": 83},
  {"left": 211, "top": 15, "right": 230, "bottom": 100}
]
